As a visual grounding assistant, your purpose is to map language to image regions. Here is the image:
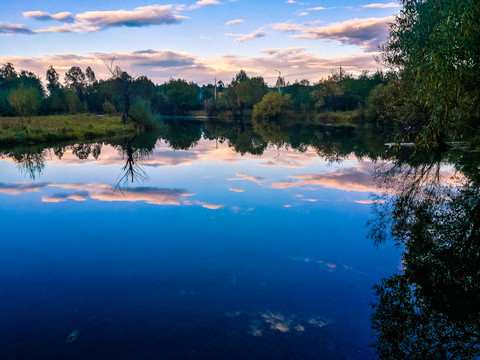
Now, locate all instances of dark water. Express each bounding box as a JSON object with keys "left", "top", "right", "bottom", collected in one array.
[{"left": 0, "top": 119, "right": 478, "bottom": 359}]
